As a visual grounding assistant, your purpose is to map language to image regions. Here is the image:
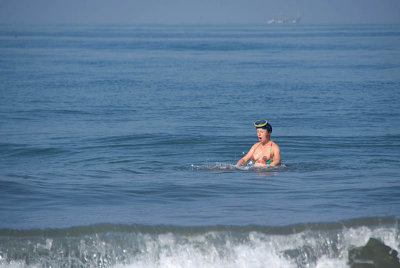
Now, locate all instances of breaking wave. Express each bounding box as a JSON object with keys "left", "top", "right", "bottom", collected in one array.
[{"left": 0, "top": 217, "right": 398, "bottom": 268}]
